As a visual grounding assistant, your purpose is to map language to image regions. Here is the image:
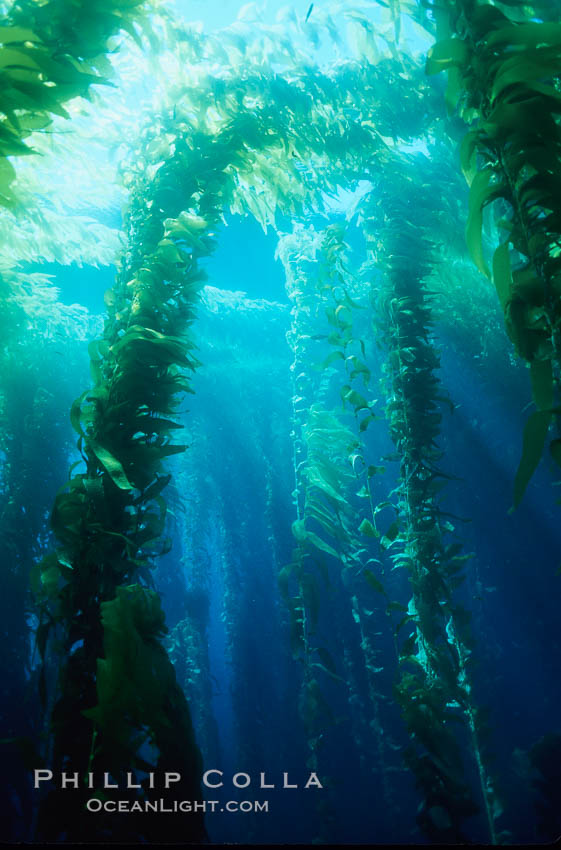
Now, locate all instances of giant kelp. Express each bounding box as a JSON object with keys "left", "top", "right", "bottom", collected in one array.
[
  {"left": 426, "top": 0, "right": 561, "bottom": 507},
  {"left": 3, "top": 0, "right": 561, "bottom": 845},
  {"left": 29, "top": 12, "right": 430, "bottom": 841},
  {"left": 0, "top": 0, "right": 153, "bottom": 208},
  {"left": 358, "top": 154, "right": 502, "bottom": 843},
  {"left": 25, "top": 5, "right": 467, "bottom": 841},
  {"left": 278, "top": 221, "right": 417, "bottom": 840}
]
